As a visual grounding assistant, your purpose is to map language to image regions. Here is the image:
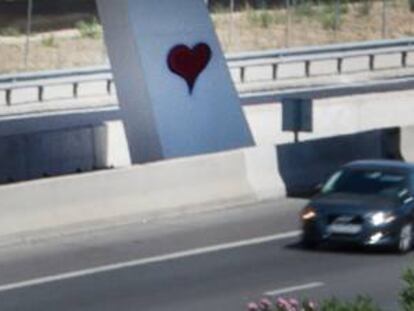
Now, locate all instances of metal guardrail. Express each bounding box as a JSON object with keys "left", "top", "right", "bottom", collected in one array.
[
  {"left": 0, "top": 38, "right": 413, "bottom": 106},
  {"left": 240, "top": 76, "right": 414, "bottom": 105}
]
